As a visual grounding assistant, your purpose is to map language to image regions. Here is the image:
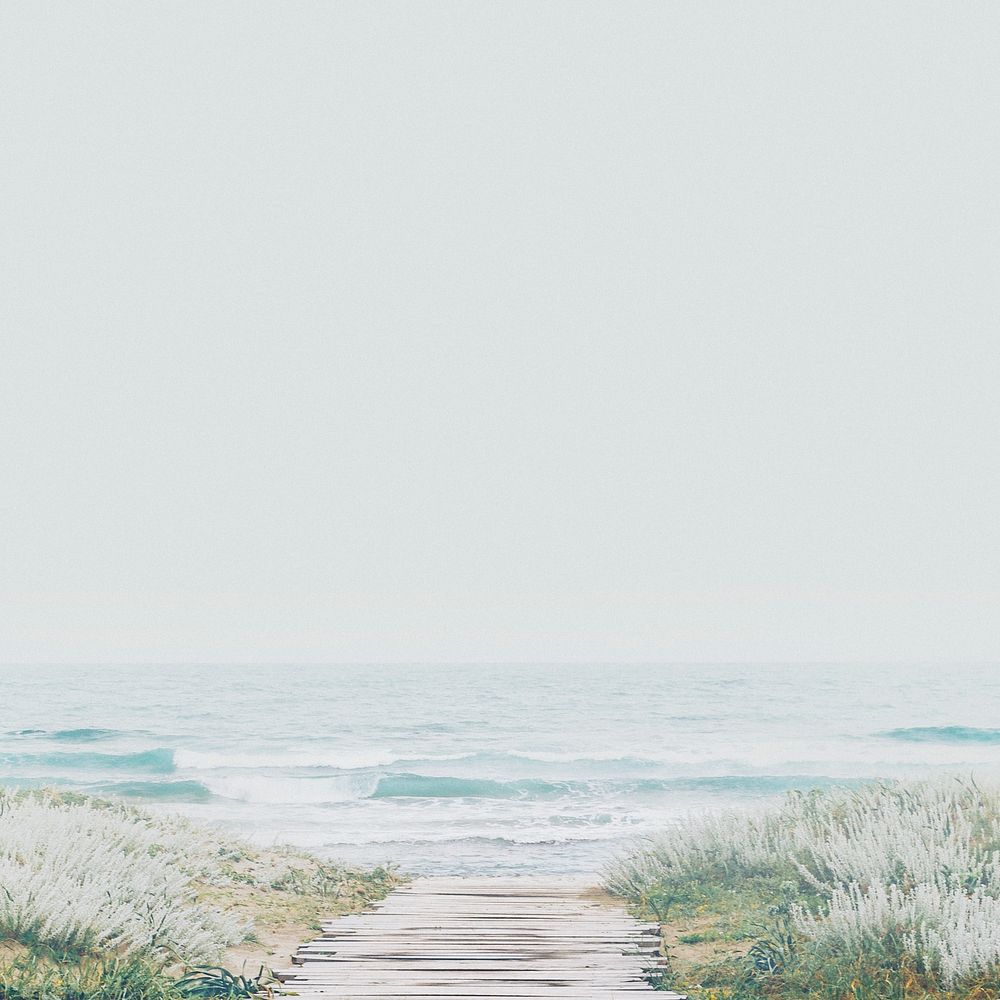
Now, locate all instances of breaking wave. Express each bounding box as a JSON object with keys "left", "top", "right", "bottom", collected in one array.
[{"left": 190, "top": 771, "right": 847, "bottom": 804}]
